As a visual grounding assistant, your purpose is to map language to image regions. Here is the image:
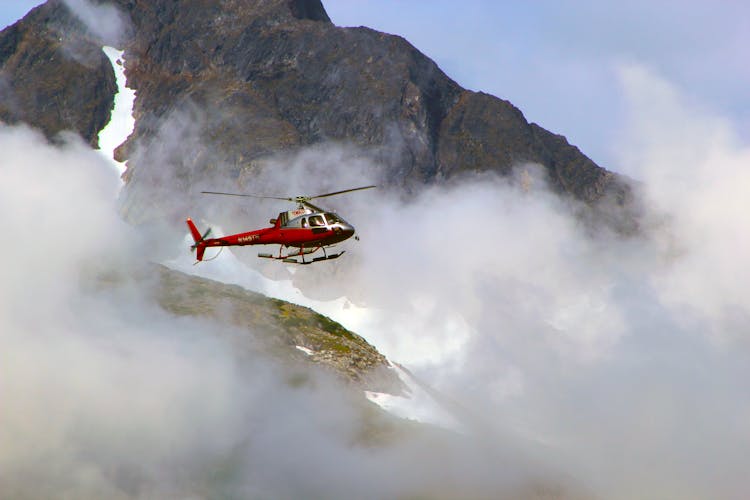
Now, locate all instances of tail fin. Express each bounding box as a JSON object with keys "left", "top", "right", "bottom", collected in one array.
[{"left": 186, "top": 218, "right": 207, "bottom": 262}]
